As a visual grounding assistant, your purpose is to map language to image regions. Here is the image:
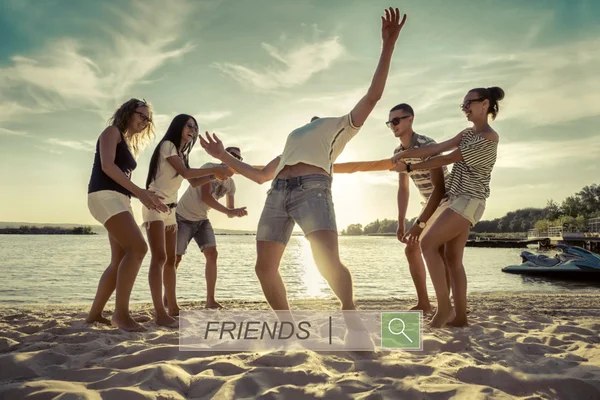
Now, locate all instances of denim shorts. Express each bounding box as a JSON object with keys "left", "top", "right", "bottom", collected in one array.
[
  {"left": 256, "top": 174, "right": 337, "bottom": 245},
  {"left": 443, "top": 194, "right": 486, "bottom": 226},
  {"left": 176, "top": 214, "right": 217, "bottom": 255}
]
